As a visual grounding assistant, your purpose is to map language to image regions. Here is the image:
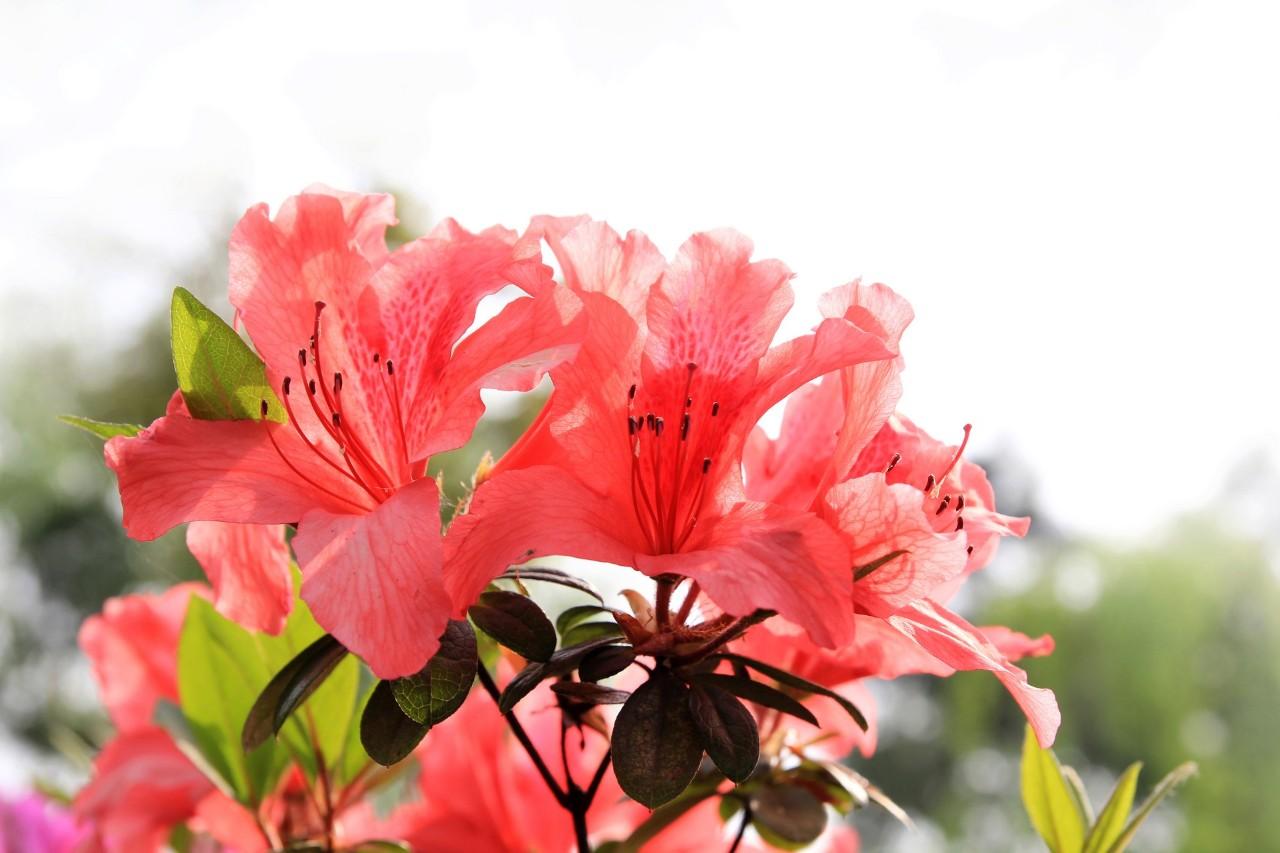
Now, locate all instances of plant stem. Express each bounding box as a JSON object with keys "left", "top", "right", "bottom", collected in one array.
[
  {"left": 727, "top": 801, "right": 752, "bottom": 853},
  {"left": 655, "top": 576, "right": 675, "bottom": 626},
  {"left": 674, "top": 580, "right": 700, "bottom": 624},
  {"left": 476, "top": 665, "right": 569, "bottom": 807}
]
